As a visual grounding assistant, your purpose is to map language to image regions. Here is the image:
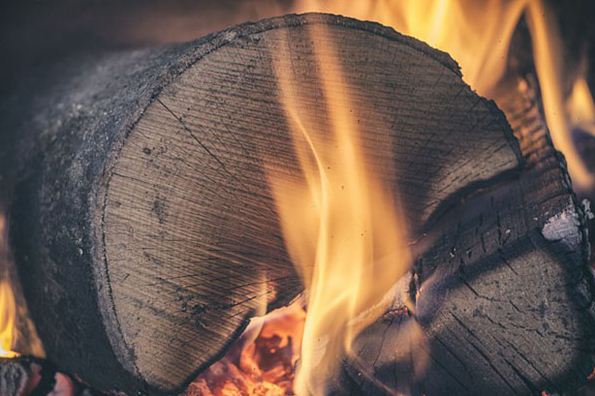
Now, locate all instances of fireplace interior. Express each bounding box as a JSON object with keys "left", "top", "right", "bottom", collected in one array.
[{"left": 0, "top": 1, "right": 594, "bottom": 395}]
